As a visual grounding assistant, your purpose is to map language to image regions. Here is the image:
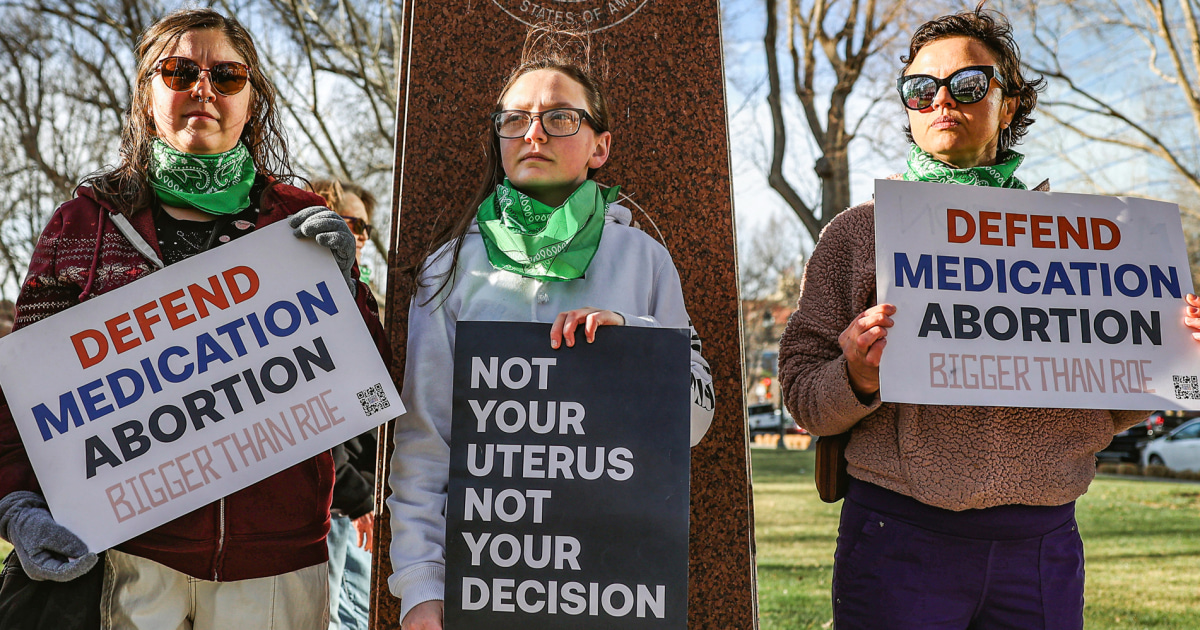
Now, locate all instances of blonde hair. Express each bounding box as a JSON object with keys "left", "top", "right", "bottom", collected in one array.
[{"left": 308, "top": 179, "right": 376, "bottom": 219}]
